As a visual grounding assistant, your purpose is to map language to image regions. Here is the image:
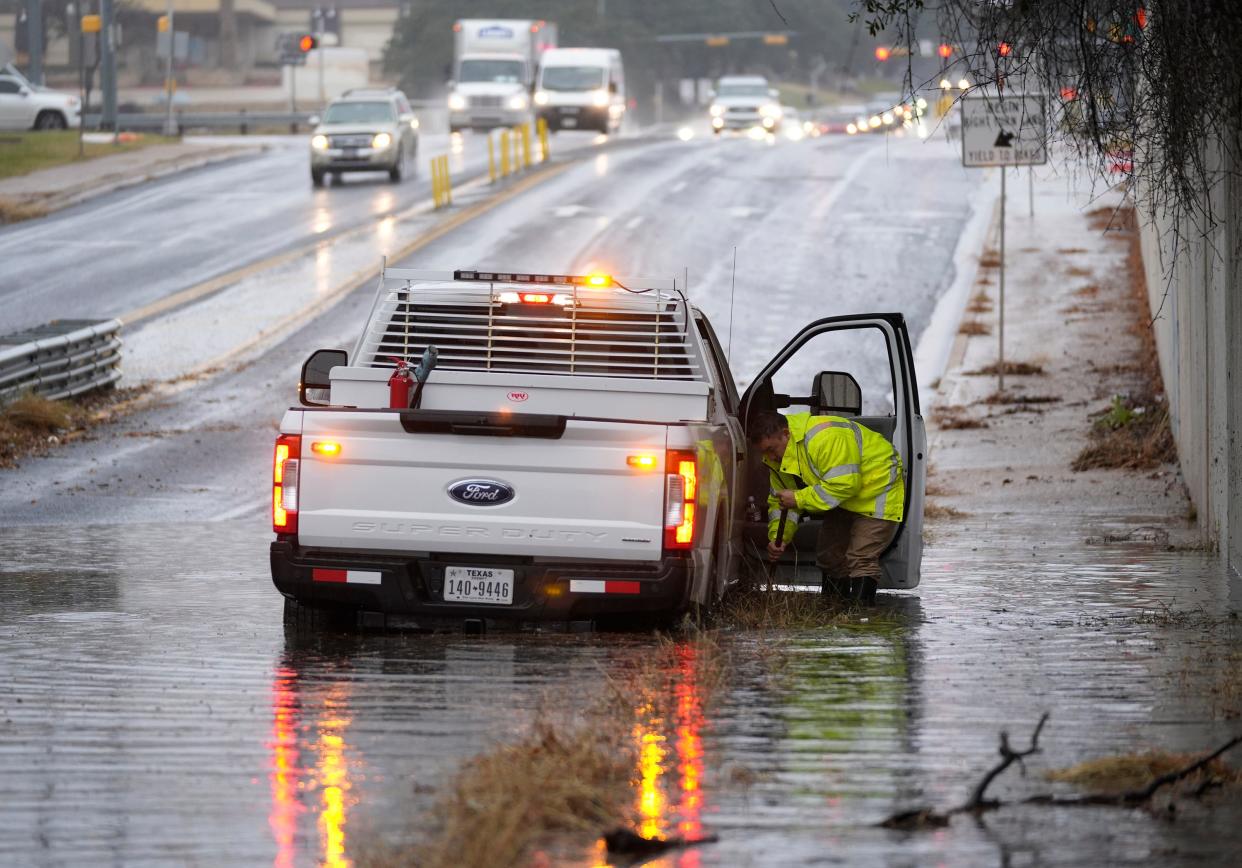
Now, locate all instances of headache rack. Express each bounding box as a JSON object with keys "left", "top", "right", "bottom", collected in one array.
[{"left": 353, "top": 267, "right": 706, "bottom": 381}]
